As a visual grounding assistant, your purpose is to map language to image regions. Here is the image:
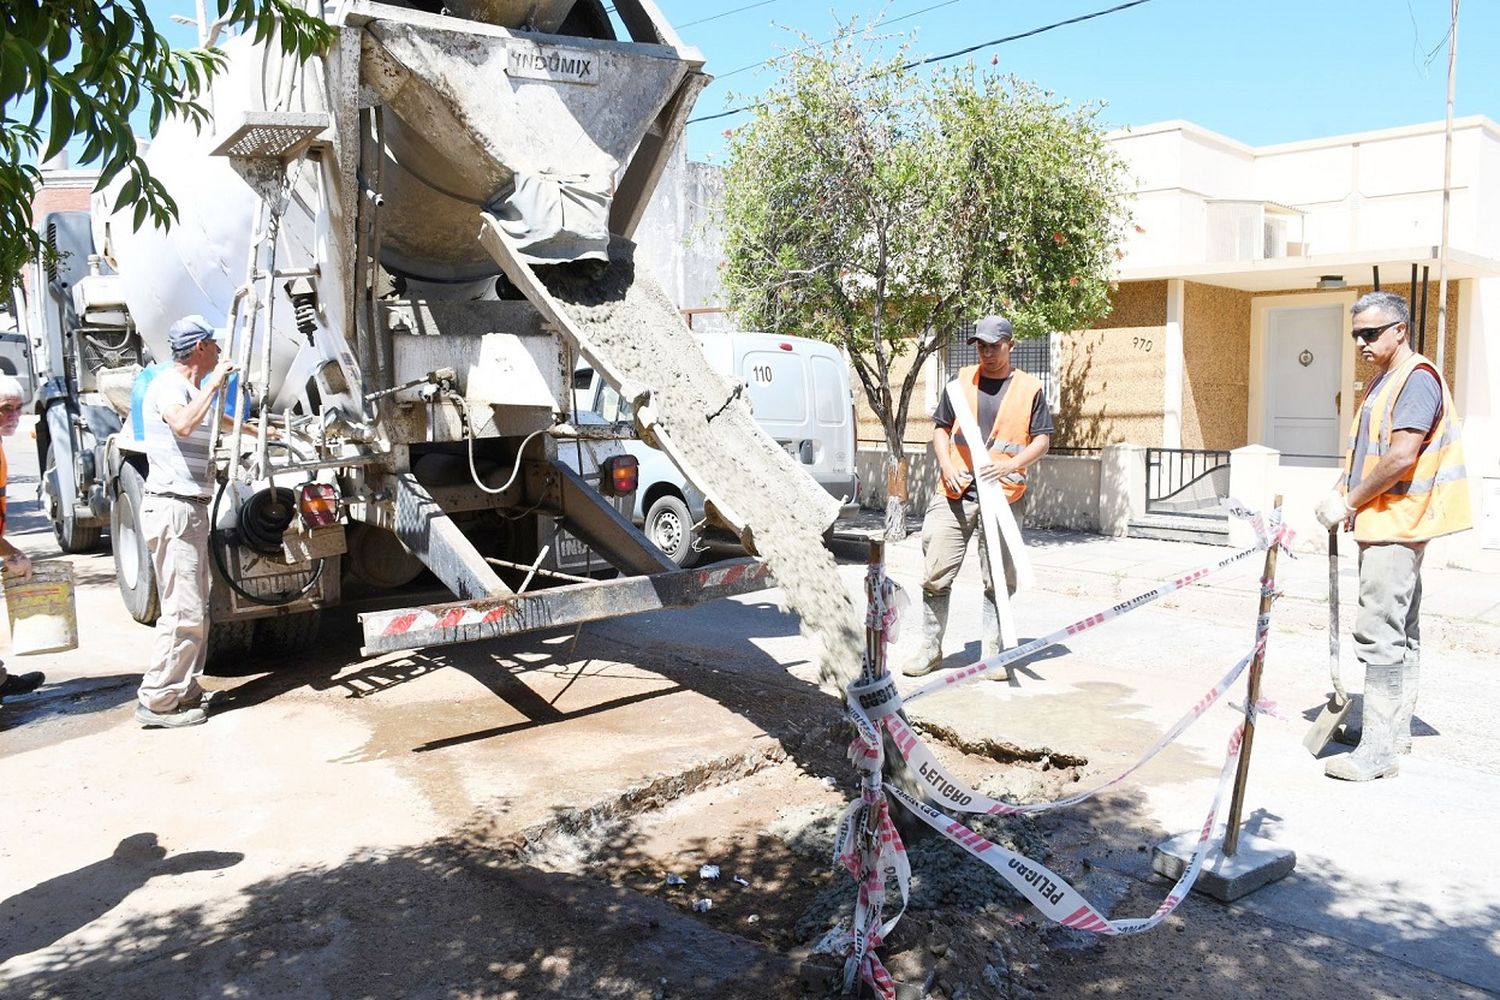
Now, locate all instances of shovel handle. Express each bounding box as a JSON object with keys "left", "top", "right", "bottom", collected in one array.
[{"left": 1328, "top": 527, "right": 1347, "bottom": 702}]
